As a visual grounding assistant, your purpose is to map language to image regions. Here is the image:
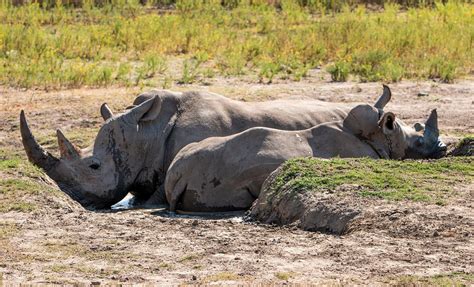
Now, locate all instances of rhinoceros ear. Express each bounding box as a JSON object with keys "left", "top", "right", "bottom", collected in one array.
[
  {"left": 100, "top": 103, "right": 114, "bottom": 121},
  {"left": 414, "top": 122, "right": 425, "bottom": 132},
  {"left": 378, "top": 112, "right": 396, "bottom": 134},
  {"left": 374, "top": 85, "right": 391, "bottom": 109},
  {"left": 123, "top": 95, "right": 162, "bottom": 124}
]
